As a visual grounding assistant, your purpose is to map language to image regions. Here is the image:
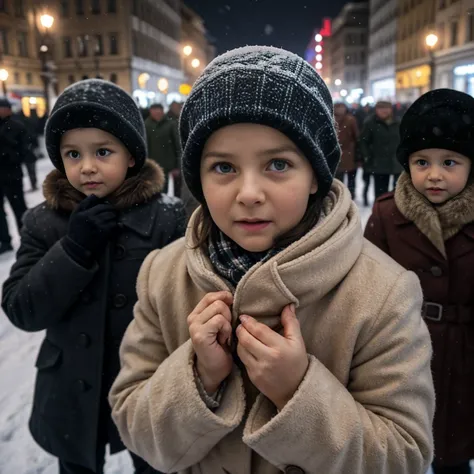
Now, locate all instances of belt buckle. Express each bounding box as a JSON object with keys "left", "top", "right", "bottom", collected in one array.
[{"left": 423, "top": 302, "right": 443, "bottom": 322}]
